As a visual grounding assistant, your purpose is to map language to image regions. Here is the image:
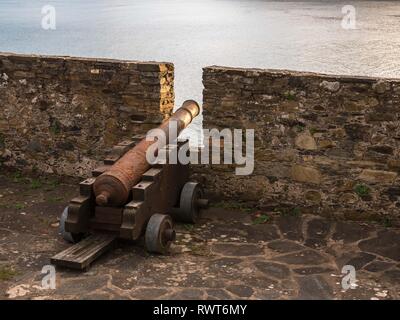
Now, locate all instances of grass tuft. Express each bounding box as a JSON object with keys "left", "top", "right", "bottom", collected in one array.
[
  {"left": 252, "top": 212, "right": 270, "bottom": 224},
  {"left": 0, "top": 266, "right": 17, "bottom": 281},
  {"left": 354, "top": 184, "right": 370, "bottom": 197},
  {"left": 30, "top": 179, "right": 42, "bottom": 189}
]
